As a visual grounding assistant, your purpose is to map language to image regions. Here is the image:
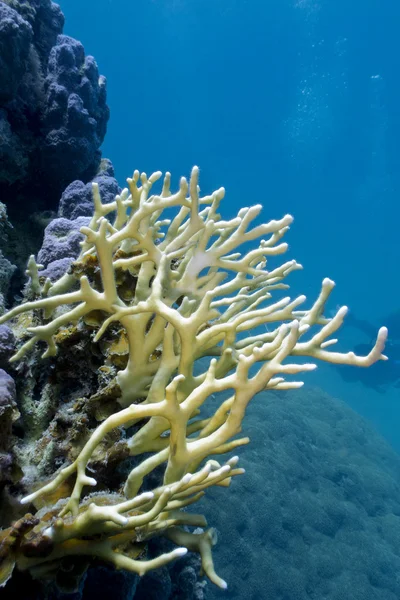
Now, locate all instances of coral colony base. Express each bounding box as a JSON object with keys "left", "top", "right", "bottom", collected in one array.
[{"left": 0, "top": 167, "right": 387, "bottom": 590}]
